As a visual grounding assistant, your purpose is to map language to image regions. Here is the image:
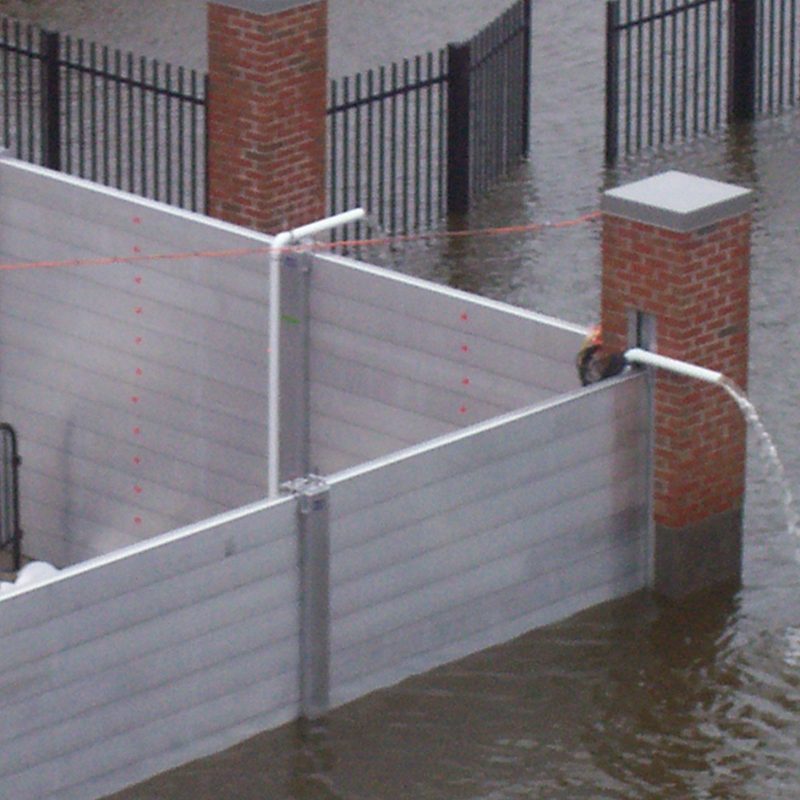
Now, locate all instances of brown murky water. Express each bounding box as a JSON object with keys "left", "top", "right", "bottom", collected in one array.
[{"left": 2, "top": 1, "right": 800, "bottom": 797}]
